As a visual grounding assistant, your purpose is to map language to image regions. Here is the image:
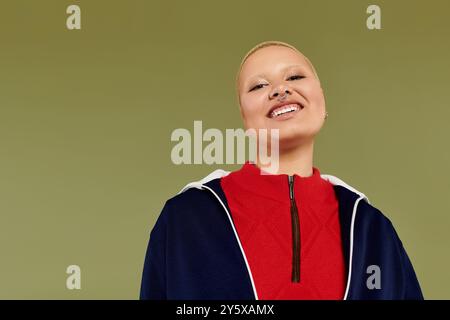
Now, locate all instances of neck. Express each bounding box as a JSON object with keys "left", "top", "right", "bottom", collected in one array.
[{"left": 256, "top": 139, "right": 315, "bottom": 176}]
